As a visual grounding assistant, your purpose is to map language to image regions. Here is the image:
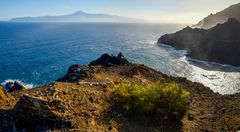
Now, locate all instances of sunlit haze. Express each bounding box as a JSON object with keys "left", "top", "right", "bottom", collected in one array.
[{"left": 0, "top": 0, "right": 239, "bottom": 23}]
